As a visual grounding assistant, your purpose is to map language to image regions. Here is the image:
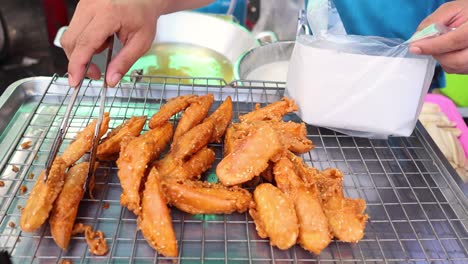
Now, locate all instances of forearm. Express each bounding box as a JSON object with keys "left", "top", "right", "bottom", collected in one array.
[{"left": 162, "top": 0, "right": 216, "bottom": 14}]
